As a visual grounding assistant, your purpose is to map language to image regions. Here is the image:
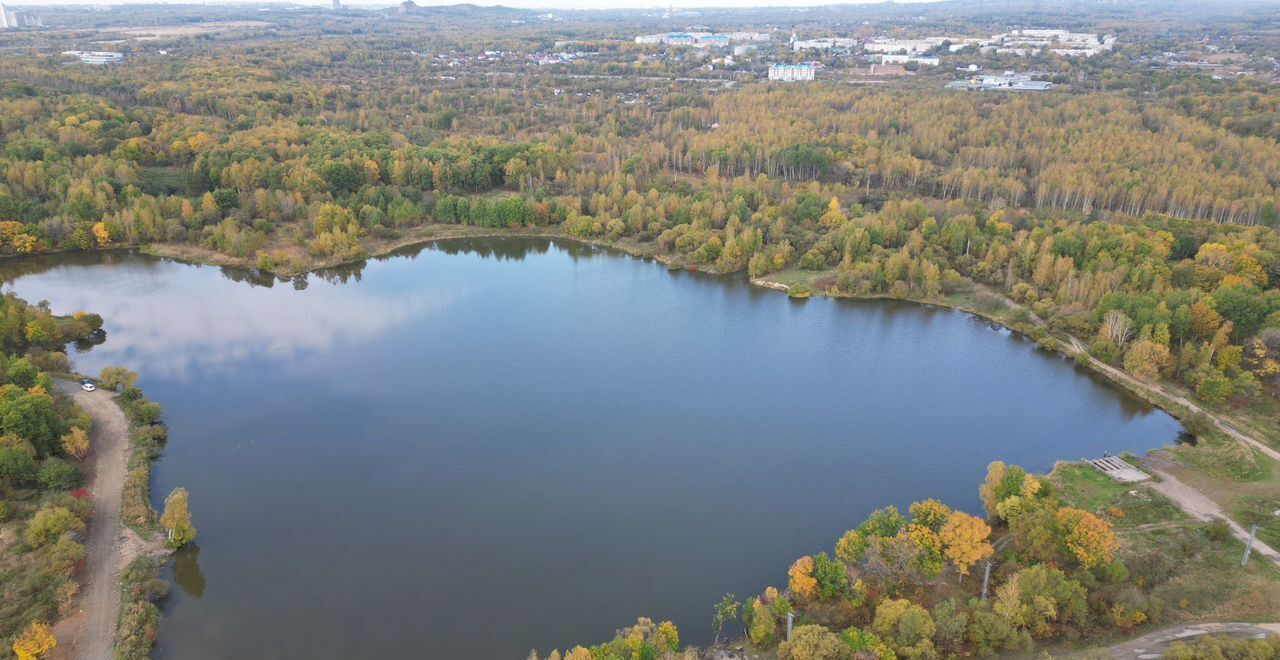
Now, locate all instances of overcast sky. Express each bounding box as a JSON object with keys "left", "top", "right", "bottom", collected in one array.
[{"left": 14, "top": 0, "right": 937, "bottom": 9}]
